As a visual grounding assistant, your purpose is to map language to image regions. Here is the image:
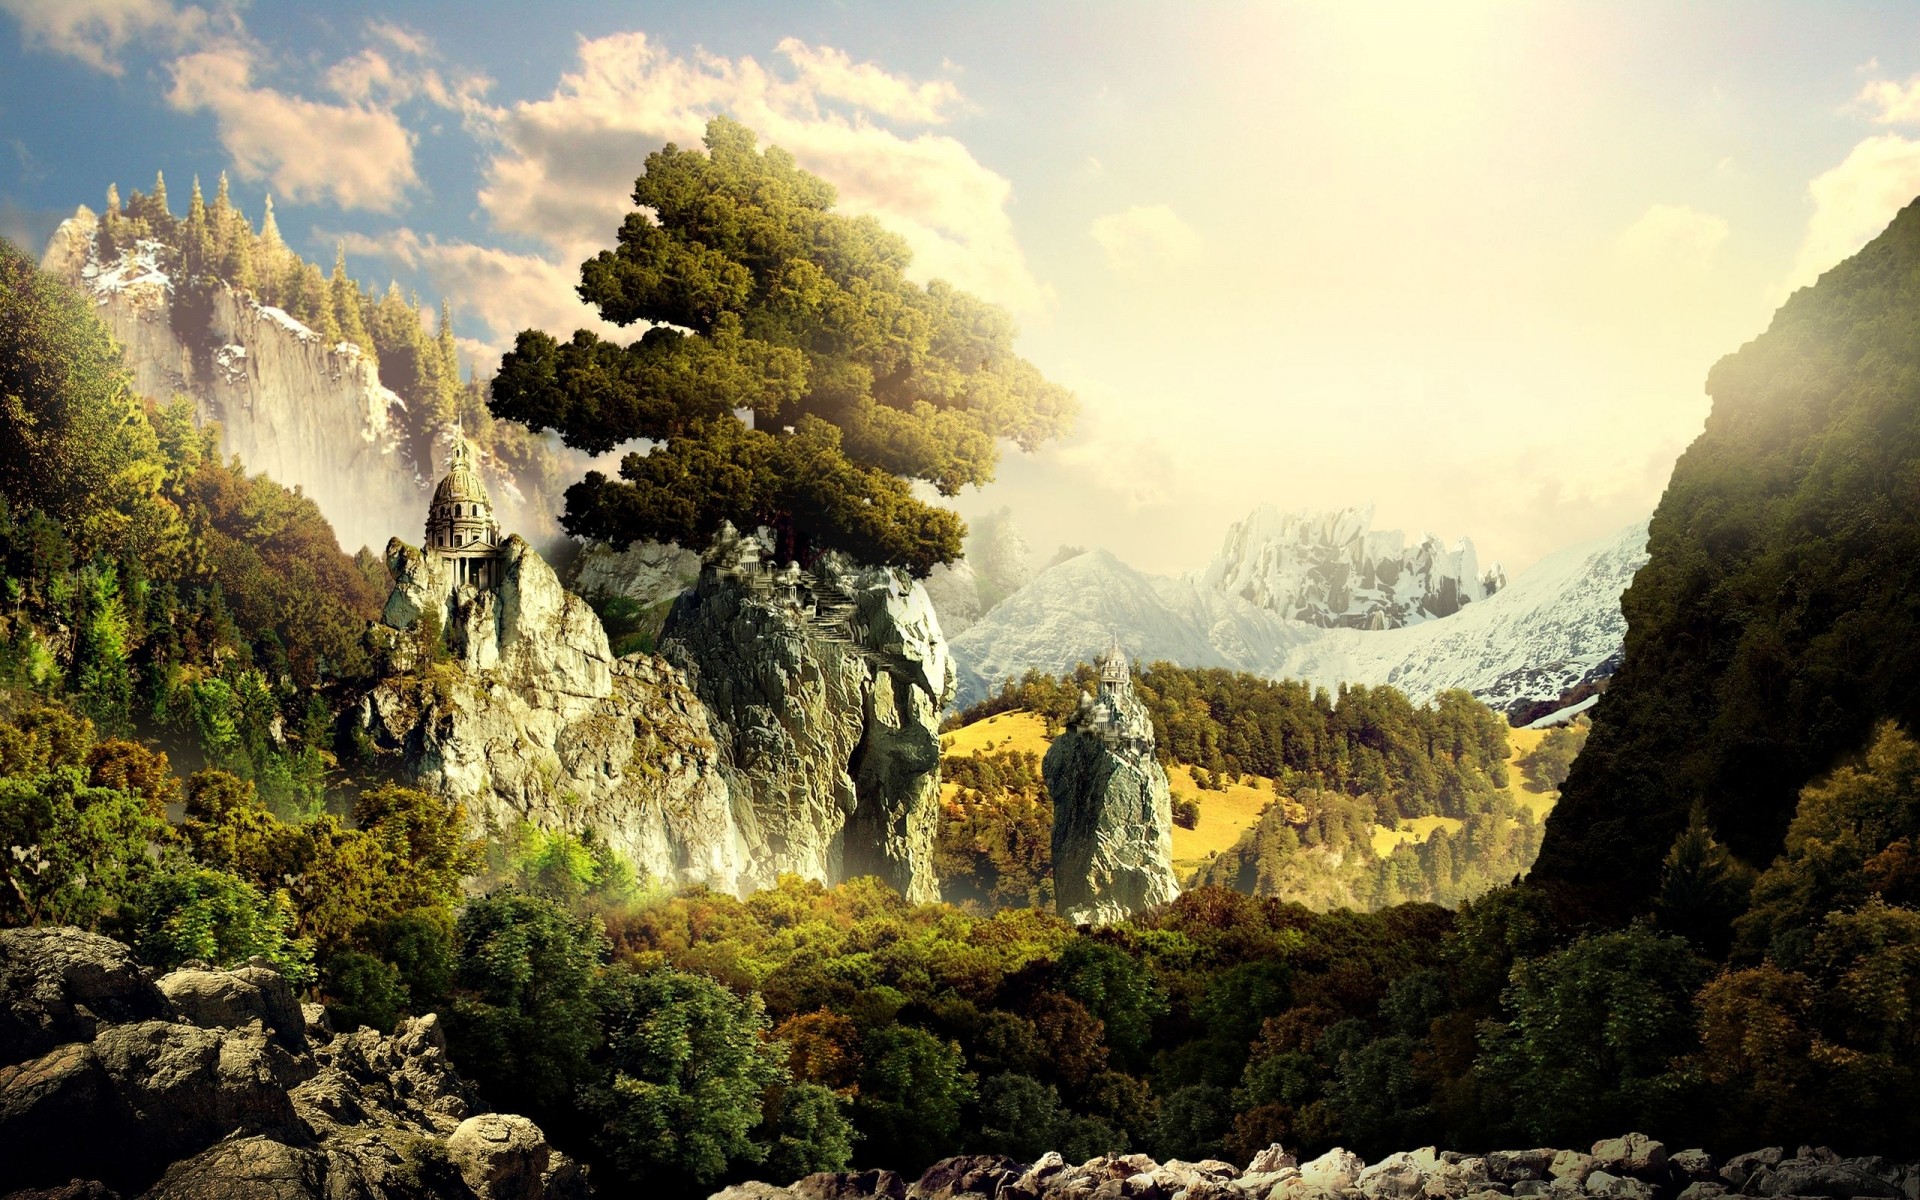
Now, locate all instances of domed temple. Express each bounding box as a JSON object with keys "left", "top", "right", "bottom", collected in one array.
[{"left": 425, "top": 431, "right": 501, "bottom": 588}]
